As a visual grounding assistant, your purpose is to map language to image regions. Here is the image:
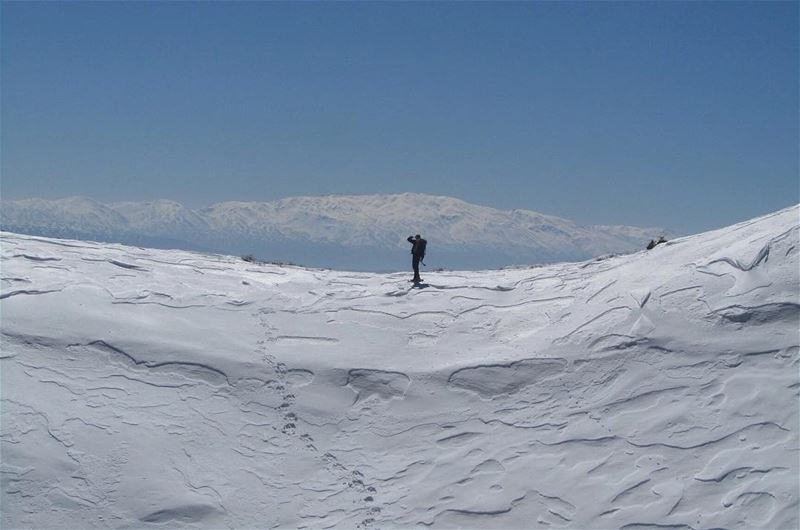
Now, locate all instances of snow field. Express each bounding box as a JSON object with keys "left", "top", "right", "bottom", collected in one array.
[{"left": 1, "top": 205, "right": 798, "bottom": 528}]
